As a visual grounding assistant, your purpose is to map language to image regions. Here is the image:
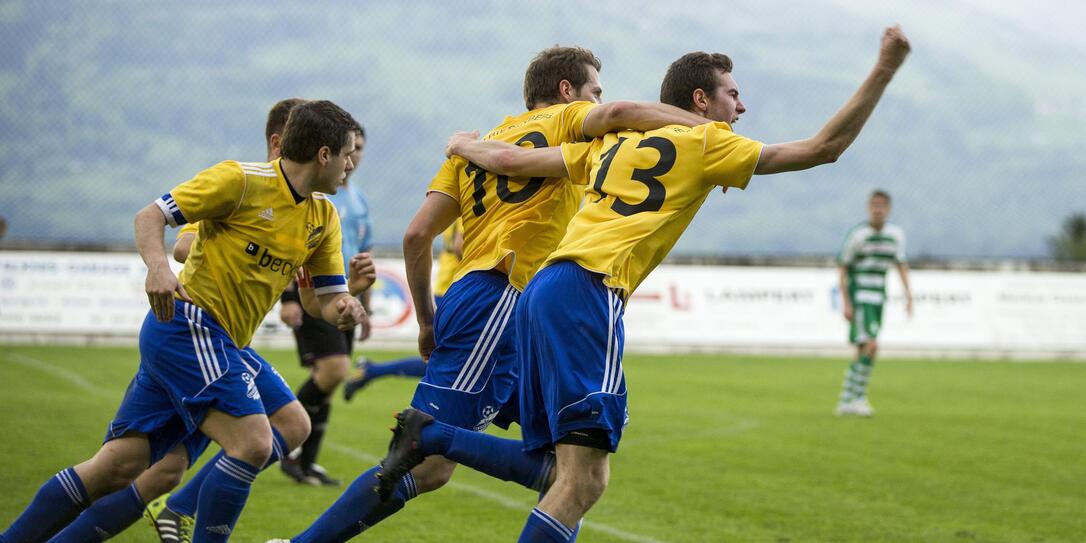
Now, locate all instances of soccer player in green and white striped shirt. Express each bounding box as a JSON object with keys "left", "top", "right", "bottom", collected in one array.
[{"left": 834, "top": 190, "right": 912, "bottom": 416}]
